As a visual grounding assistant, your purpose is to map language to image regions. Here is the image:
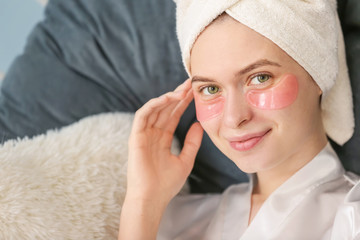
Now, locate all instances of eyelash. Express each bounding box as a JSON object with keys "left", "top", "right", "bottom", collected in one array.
[
  {"left": 198, "top": 85, "right": 220, "bottom": 96},
  {"left": 197, "top": 72, "right": 273, "bottom": 96},
  {"left": 248, "top": 73, "right": 273, "bottom": 86}
]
